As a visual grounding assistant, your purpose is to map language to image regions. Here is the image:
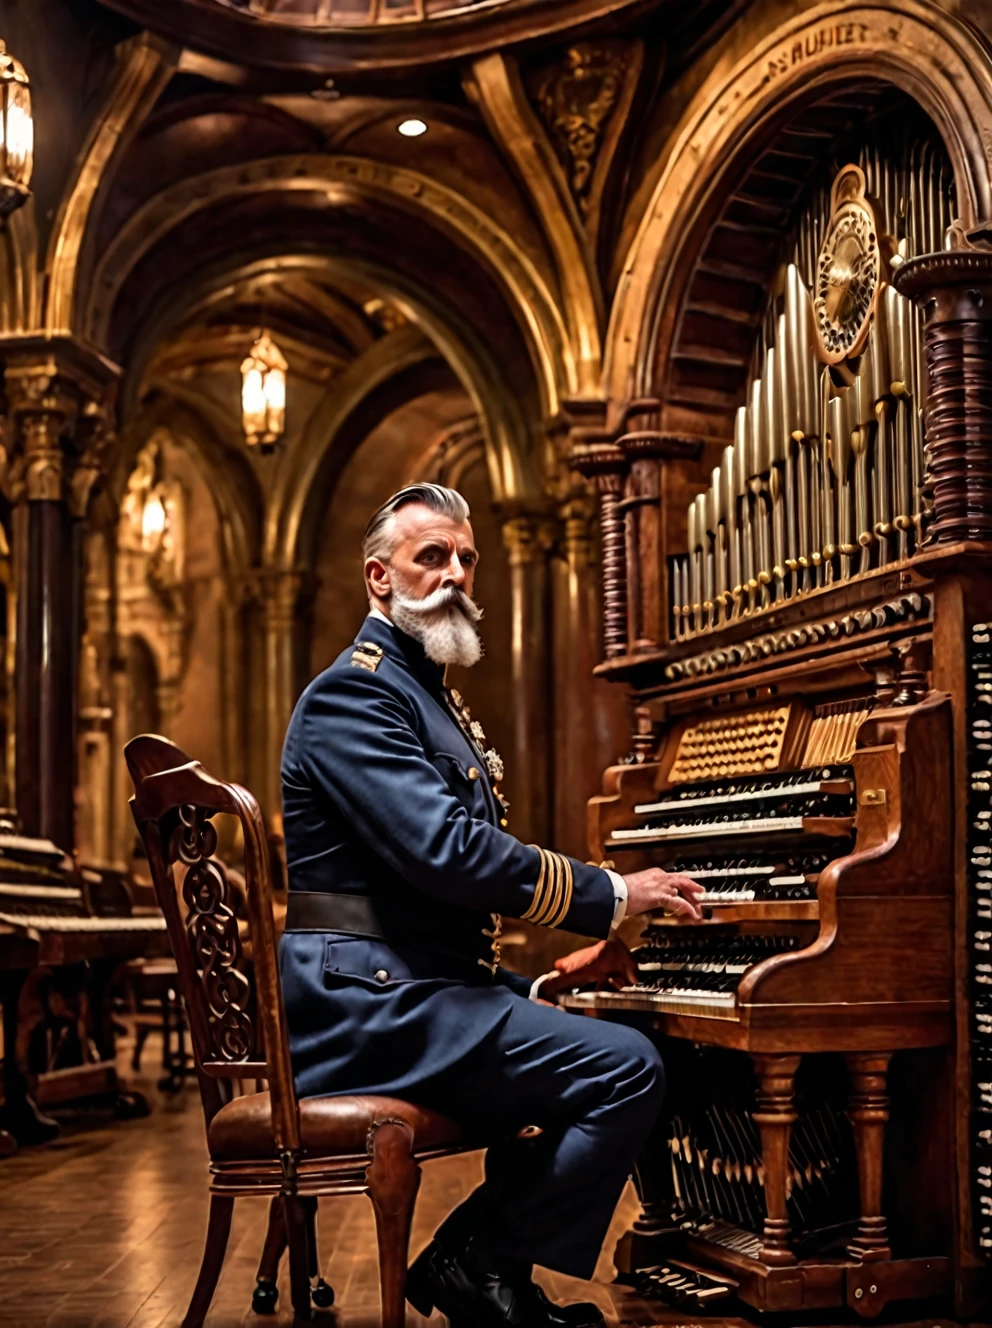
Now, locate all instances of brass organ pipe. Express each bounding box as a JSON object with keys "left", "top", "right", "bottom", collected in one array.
[
  {"left": 927, "top": 146, "right": 941, "bottom": 258},
  {"left": 786, "top": 266, "right": 818, "bottom": 591},
  {"left": 734, "top": 407, "right": 755, "bottom": 615},
  {"left": 869, "top": 293, "right": 894, "bottom": 565},
  {"left": 671, "top": 558, "right": 683, "bottom": 641},
  {"left": 829, "top": 388, "right": 856, "bottom": 579},
  {"left": 697, "top": 493, "right": 714, "bottom": 630},
  {"left": 820, "top": 368, "right": 837, "bottom": 582},
  {"left": 721, "top": 444, "right": 741, "bottom": 619},
  {"left": 887, "top": 281, "right": 914, "bottom": 559},
  {"left": 775, "top": 314, "right": 800, "bottom": 594},
  {"left": 749, "top": 377, "right": 772, "bottom": 607},
  {"left": 708, "top": 466, "right": 725, "bottom": 626},
  {"left": 763, "top": 347, "right": 788, "bottom": 601},
  {"left": 910, "top": 140, "right": 925, "bottom": 259},
  {"left": 687, "top": 496, "right": 701, "bottom": 635},
  {"left": 853, "top": 364, "right": 876, "bottom": 574}
]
